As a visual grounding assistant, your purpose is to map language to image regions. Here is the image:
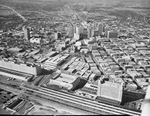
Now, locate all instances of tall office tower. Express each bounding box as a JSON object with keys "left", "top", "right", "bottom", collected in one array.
[
  {"left": 107, "top": 30, "right": 118, "bottom": 39},
  {"left": 98, "top": 23, "right": 103, "bottom": 36},
  {"left": 79, "top": 26, "right": 84, "bottom": 34},
  {"left": 24, "top": 27, "right": 30, "bottom": 40},
  {"left": 74, "top": 33, "right": 80, "bottom": 40},
  {"left": 54, "top": 32, "right": 58, "bottom": 40},
  {"left": 103, "top": 25, "right": 105, "bottom": 34},
  {"left": 75, "top": 26, "right": 80, "bottom": 35},
  {"left": 74, "top": 25, "right": 76, "bottom": 34},
  {"left": 74, "top": 25, "right": 83, "bottom": 40},
  {"left": 87, "top": 27, "right": 94, "bottom": 38},
  {"left": 92, "top": 22, "right": 97, "bottom": 31},
  {"left": 91, "top": 27, "right": 94, "bottom": 37},
  {"left": 81, "top": 28, "right": 88, "bottom": 39},
  {"left": 67, "top": 25, "right": 74, "bottom": 37},
  {"left": 97, "top": 79, "right": 123, "bottom": 104},
  {"left": 93, "top": 22, "right": 99, "bottom": 31},
  {"left": 87, "top": 28, "right": 92, "bottom": 38},
  {"left": 58, "top": 32, "right": 61, "bottom": 39},
  {"left": 104, "top": 26, "right": 109, "bottom": 37}
]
